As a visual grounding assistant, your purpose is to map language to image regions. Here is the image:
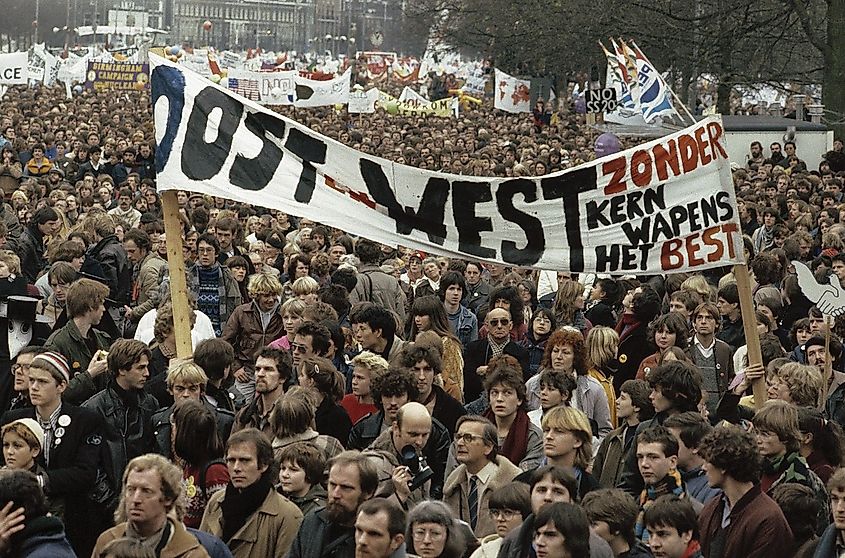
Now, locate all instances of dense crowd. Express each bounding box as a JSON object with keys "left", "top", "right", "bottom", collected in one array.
[{"left": 0, "top": 72, "right": 843, "bottom": 558}]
